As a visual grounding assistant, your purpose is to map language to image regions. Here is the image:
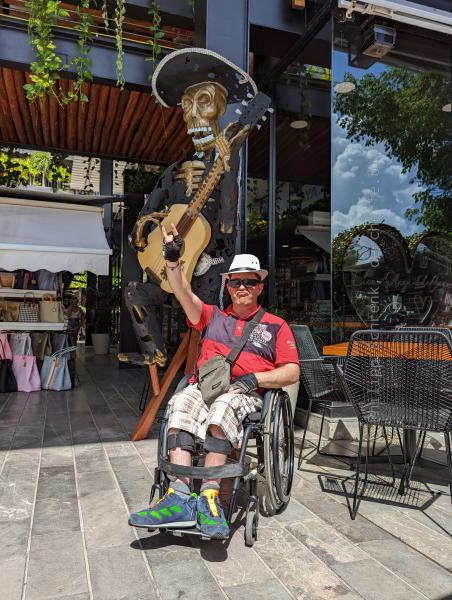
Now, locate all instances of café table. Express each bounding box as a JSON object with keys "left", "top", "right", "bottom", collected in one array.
[{"left": 322, "top": 340, "right": 451, "bottom": 479}]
